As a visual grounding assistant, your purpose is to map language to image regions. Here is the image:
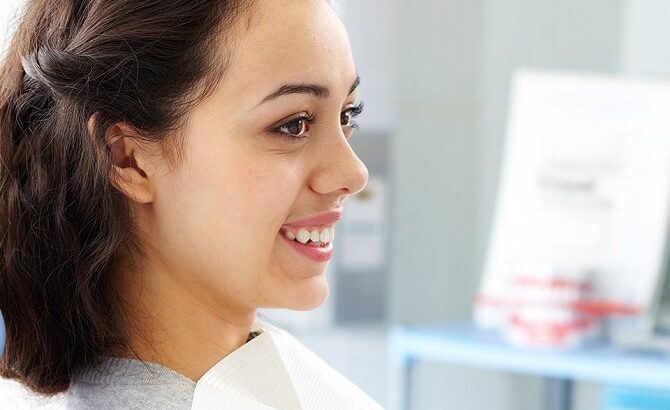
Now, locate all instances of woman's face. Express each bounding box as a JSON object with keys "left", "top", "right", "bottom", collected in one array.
[{"left": 143, "top": 0, "right": 367, "bottom": 314}]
